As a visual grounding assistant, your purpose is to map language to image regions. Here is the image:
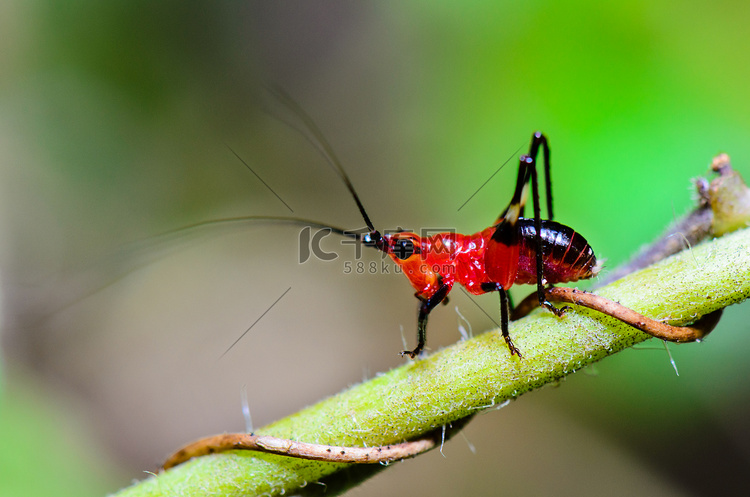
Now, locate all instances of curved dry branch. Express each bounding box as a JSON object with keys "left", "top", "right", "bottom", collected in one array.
[{"left": 163, "top": 431, "right": 441, "bottom": 470}]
